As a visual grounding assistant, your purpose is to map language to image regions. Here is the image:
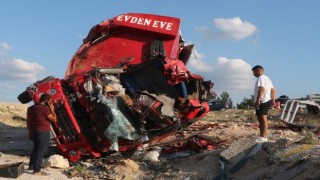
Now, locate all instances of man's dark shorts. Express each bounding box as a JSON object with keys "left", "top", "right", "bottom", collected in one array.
[{"left": 256, "top": 100, "right": 272, "bottom": 116}]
